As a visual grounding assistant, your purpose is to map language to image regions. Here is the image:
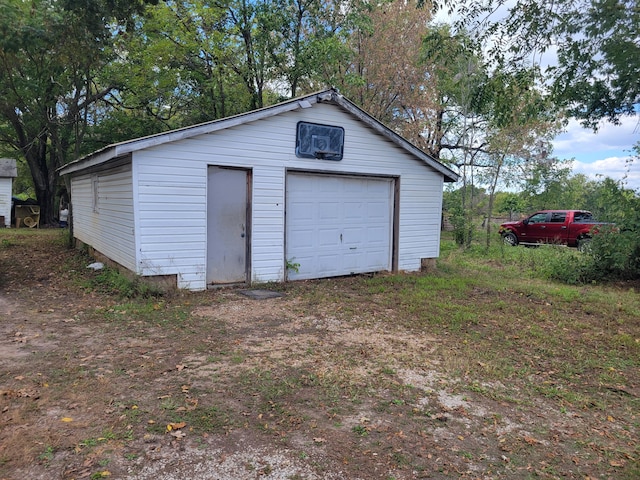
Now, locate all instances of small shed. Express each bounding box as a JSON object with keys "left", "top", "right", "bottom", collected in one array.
[
  {"left": 59, "top": 90, "right": 459, "bottom": 291},
  {"left": 0, "top": 158, "right": 17, "bottom": 228}
]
